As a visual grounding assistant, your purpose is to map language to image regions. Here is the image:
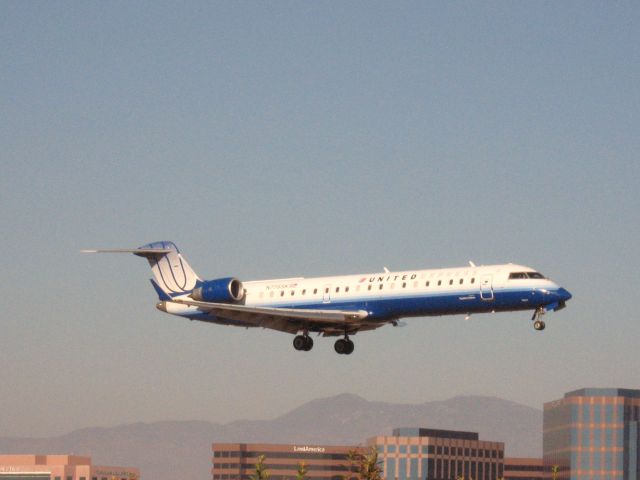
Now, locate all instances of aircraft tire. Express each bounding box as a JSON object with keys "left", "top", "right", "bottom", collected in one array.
[
  {"left": 344, "top": 339, "right": 354, "bottom": 355},
  {"left": 293, "top": 335, "right": 307, "bottom": 351},
  {"left": 303, "top": 336, "right": 313, "bottom": 351},
  {"left": 334, "top": 339, "right": 347, "bottom": 354},
  {"left": 534, "top": 320, "right": 546, "bottom": 331}
]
